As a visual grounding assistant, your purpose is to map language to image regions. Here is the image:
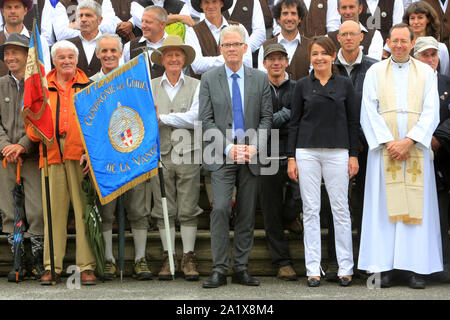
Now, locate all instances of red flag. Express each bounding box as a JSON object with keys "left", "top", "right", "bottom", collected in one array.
[{"left": 22, "top": 19, "right": 54, "bottom": 146}]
